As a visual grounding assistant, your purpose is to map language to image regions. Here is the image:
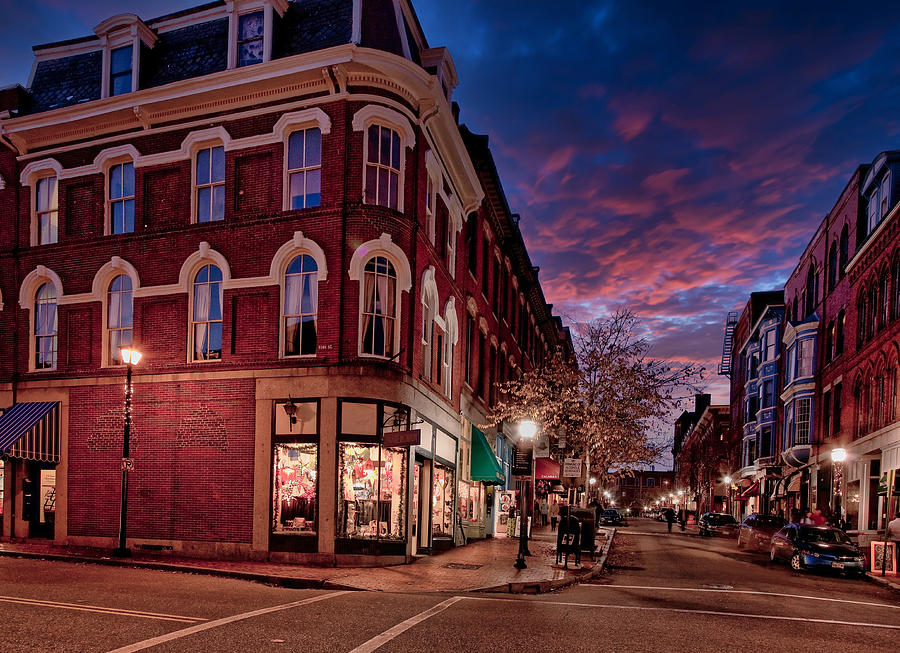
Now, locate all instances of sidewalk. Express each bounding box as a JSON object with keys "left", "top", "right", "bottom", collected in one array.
[{"left": 0, "top": 526, "right": 615, "bottom": 594}]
